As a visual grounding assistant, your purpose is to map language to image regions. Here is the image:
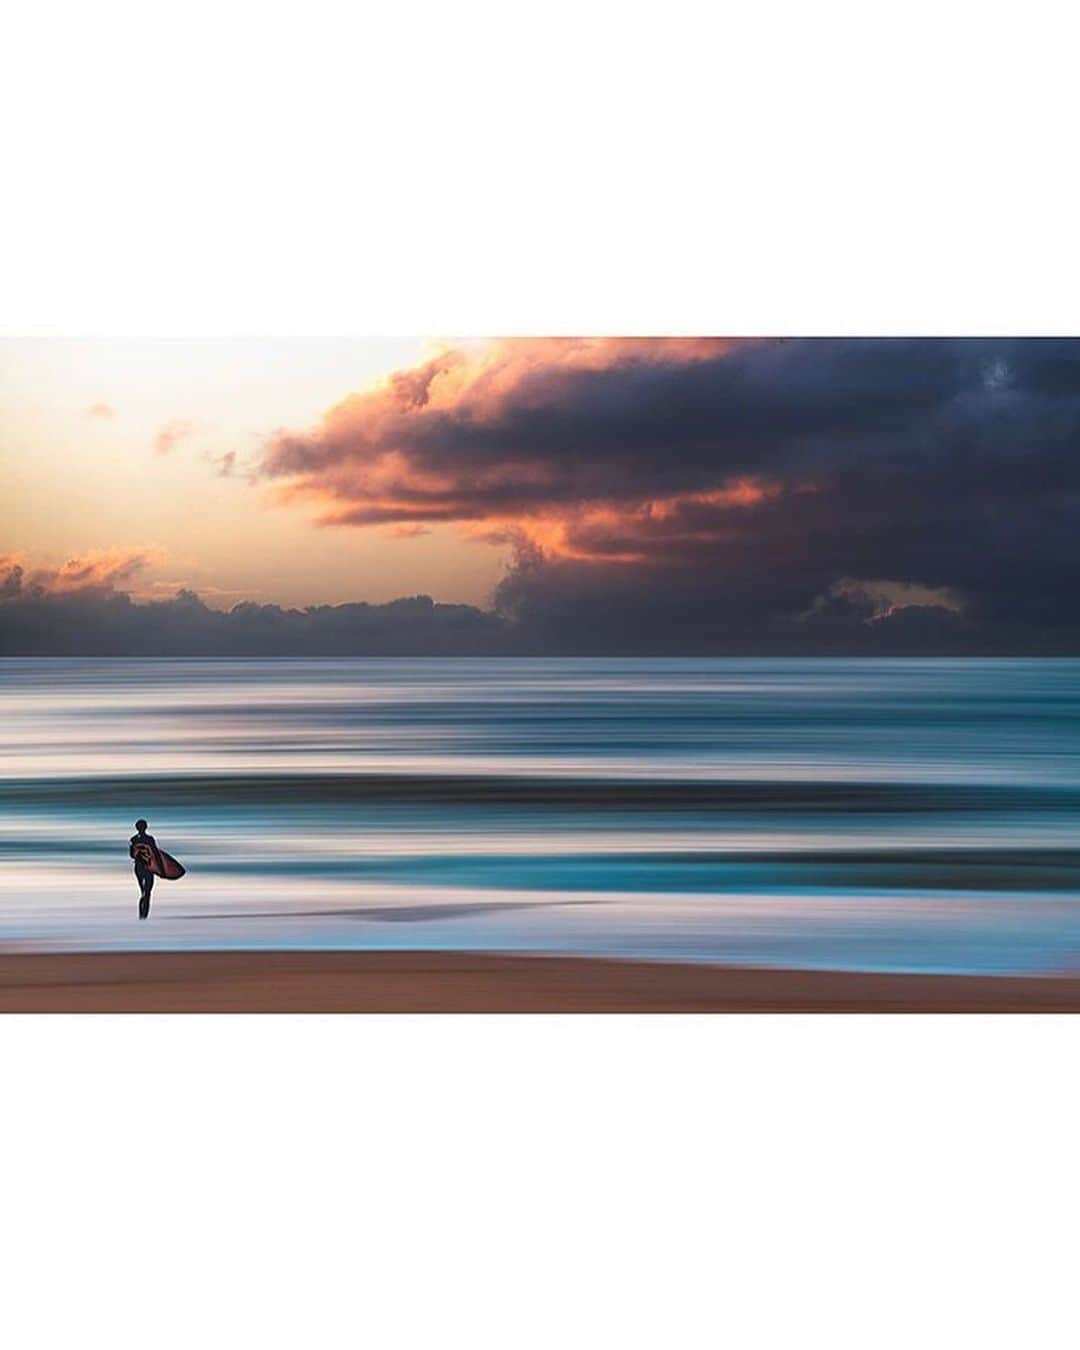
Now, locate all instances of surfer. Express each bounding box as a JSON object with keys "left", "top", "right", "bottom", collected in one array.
[{"left": 129, "top": 819, "right": 156, "bottom": 920}]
